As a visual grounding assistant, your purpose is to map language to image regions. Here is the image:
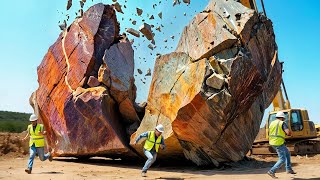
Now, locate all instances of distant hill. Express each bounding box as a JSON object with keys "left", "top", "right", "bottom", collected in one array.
[{"left": 0, "top": 111, "right": 32, "bottom": 133}]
